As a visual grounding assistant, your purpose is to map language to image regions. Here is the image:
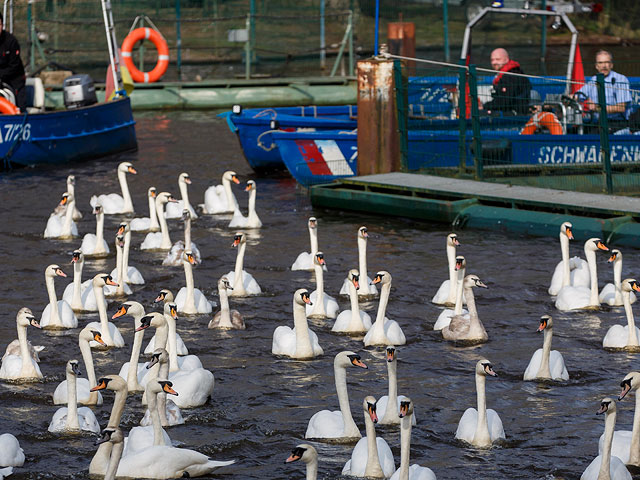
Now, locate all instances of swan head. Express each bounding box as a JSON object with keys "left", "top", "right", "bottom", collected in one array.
[
  {"left": 447, "top": 233, "right": 460, "bottom": 246},
  {"left": 285, "top": 444, "right": 317, "bottom": 465},
  {"left": 218, "top": 276, "right": 233, "bottom": 292},
  {"left": 358, "top": 226, "right": 368, "bottom": 239},
  {"left": 92, "top": 204, "right": 103, "bottom": 215},
  {"left": 232, "top": 232, "right": 246, "bottom": 247},
  {"left": 181, "top": 209, "right": 191, "bottom": 222},
  {"left": 116, "top": 222, "right": 129, "bottom": 237},
  {"left": 371, "top": 271, "right": 391, "bottom": 286},
  {"left": 245, "top": 180, "right": 256, "bottom": 192},
  {"left": 164, "top": 302, "right": 178, "bottom": 320},
  {"left": 46, "top": 264, "right": 67, "bottom": 279},
  {"left": 363, "top": 396, "right": 379, "bottom": 423},
  {"left": 622, "top": 279, "right": 640, "bottom": 294},
  {"left": 335, "top": 351, "right": 368, "bottom": 370},
  {"left": 183, "top": 251, "right": 197, "bottom": 265},
  {"left": 455, "top": 256, "right": 466, "bottom": 271},
  {"left": 223, "top": 170, "right": 240, "bottom": 184},
  {"left": 537, "top": 315, "right": 553, "bottom": 332},
  {"left": 17, "top": 307, "right": 40, "bottom": 329},
  {"left": 294, "top": 289, "right": 312, "bottom": 306},
  {"left": 314, "top": 252, "right": 326, "bottom": 267},
  {"left": 308, "top": 217, "right": 317, "bottom": 229},
  {"left": 560, "top": 221, "right": 573, "bottom": 240},
  {"left": 608, "top": 249, "right": 621, "bottom": 263},
  {"left": 597, "top": 397, "right": 616, "bottom": 415},
  {"left": 154, "top": 289, "right": 174, "bottom": 304},
  {"left": 147, "top": 348, "right": 169, "bottom": 369},
  {"left": 179, "top": 172, "right": 191, "bottom": 185},
  {"left": 620, "top": 372, "right": 640, "bottom": 400},
  {"left": 465, "top": 274, "right": 487, "bottom": 289},
  {"left": 93, "top": 273, "right": 118, "bottom": 288},
  {"left": 146, "top": 379, "right": 178, "bottom": 397},
  {"left": 399, "top": 397, "right": 414, "bottom": 418},
  {"left": 71, "top": 249, "right": 83, "bottom": 265},
  {"left": 67, "top": 174, "right": 76, "bottom": 187},
  {"left": 348, "top": 269, "right": 360, "bottom": 290},
  {"left": 584, "top": 237, "right": 608, "bottom": 253},
  {"left": 385, "top": 346, "right": 396, "bottom": 363},
  {"left": 91, "top": 374, "right": 127, "bottom": 393},
  {"left": 57, "top": 192, "right": 73, "bottom": 207},
  {"left": 476, "top": 359, "right": 498, "bottom": 377},
  {"left": 118, "top": 162, "right": 137, "bottom": 175},
  {"left": 156, "top": 192, "right": 178, "bottom": 205},
  {"left": 79, "top": 326, "right": 106, "bottom": 346},
  {"left": 115, "top": 234, "right": 124, "bottom": 248},
  {"left": 112, "top": 301, "right": 145, "bottom": 320},
  {"left": 148, "top": 187, "right": 157, "bottom": 198},
  {"left": 67, "top": 359, "right": 81, "bottom": 377},
  {"left": 95, "top": 427, "right": 123, "bottom": 446}
]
